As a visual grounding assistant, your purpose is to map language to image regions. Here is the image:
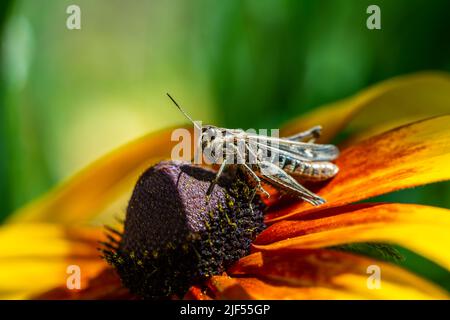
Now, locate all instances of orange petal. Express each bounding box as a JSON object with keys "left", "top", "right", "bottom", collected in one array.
[
  {"left": 0, "top": 224, "right": 106, "bottom": 299},
  {"left": 281, "top": 72, "right": 450, "bottom": 143},
  {"left": 206, "top": 275, "right": 255, "bottom": 300},
  {"left": 256, "top": 203, "right": 450, "bottom": 271},
  {"left": 226, "top": 249, "right": 448, "bottom": 299},
  {"left": 223, "top": 277, "right": 364, "bottom": 299},
  {"left": 8, "top": 126, "right": 192, "bottom": 225},
  {"left": 267, "top": 115, "right": 450, "bottom": 222},
  {"left": 184, "top": 286, "right": 213, "bottom": 300},
  {"left": 209, "top": 275, "right": 445, "bottom": 300},
  {"left": 35, "top": 268, "right": 134, "bottom": 300}
]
